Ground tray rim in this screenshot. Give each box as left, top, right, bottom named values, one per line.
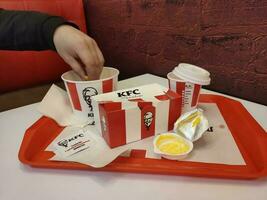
left=18, top=94, right=267, bottom=180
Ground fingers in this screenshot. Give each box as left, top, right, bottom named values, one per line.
left=92, top=40, right=104, bottom=77
left=65, top=56, right=86, bottom=80
left=92, top=39, right=105, bottom=66
left=77, top=38, right=104, bottom=80
left=54, top=25, right=104, bottom=80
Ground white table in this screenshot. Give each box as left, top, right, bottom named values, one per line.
left=1, top=74, right=267, bottom=200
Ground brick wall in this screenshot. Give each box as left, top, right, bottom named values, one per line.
left=84, top=0, right=267, bottom=105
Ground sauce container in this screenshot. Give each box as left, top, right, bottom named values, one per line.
left=153, top=133, right=193, bottom=160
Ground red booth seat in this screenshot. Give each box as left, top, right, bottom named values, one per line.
left=0, top=0, right=87, bottom=93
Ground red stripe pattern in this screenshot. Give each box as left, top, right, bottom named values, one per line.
left=67, top=82, right=82, bottom=111
left=176, top=82, right=185, bottom=96
left=168, top=91, right=182, bottom=130
left=191, top=84, right=201, bottom=107
left=102, top=78, right=113, bottom=93
left=156, top=90, right=182, bottom=130
left=99, top=102, right=126, bottom=148
left=130, top=149, right=146, bottom=158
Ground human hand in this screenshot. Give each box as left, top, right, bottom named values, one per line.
left=53, top=25, right=104, bottom=80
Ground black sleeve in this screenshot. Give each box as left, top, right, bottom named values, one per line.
left=0, top=9, right=78, bottom=51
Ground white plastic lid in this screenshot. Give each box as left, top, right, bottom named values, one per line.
left=173, top=63, right=211, bottom=85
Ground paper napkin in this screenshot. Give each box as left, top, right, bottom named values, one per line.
left=37, top=84, right=88, bottom=127
left=39, top=84, right=153, bottom=168
left=46, top=125, right=130, bottom=168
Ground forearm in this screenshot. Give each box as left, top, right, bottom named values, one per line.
left=0, top=9, right=74, bottom=51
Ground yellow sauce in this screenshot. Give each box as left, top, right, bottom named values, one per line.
left=155, top=134, right=190, bottom=155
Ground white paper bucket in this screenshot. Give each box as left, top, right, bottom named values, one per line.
left=61, top=67, right=119, bottom=125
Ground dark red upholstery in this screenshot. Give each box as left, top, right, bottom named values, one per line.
left=0, top=0, right=87, bottom=93
left=84, top=0, right=267, bottom=105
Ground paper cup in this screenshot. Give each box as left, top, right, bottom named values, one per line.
left=167, top=63, right=210, bottom=113
left=61, top=67, right=119, bottom=125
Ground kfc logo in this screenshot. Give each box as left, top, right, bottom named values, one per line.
left=117, top=89, right=141, bottom=98
left=57, top=133, right=84, bottom=148
left=144, top=112, right=153, bottom=130
left=57, top=140, right=68, bottom=148
left=82, top=87, right=98, bottom=111
left=185, top=84, right=193, bottom=89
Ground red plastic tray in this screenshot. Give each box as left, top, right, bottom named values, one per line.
left=18, top=94, right=267, bottom=179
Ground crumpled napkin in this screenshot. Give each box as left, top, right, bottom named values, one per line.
left=37, top=84, right=88, bottom=127
left=38, top=84, right=130, bottom=167
left=46, top=125, right=130, bottom=168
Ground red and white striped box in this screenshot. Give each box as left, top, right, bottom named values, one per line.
left=92, top=84, right=182, bottom=148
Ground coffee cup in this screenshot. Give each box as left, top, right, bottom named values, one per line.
left=167, top=63, right=210, bottom=113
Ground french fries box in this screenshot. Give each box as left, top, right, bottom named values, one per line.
left=92, top=84, right=182, bottom=148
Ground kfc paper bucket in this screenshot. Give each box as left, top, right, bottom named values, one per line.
left=61, top=67, right=119, bottom=125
